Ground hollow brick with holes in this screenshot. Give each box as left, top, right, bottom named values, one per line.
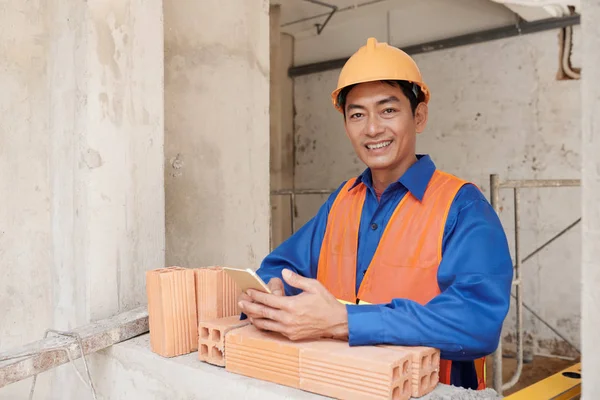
left=197, top=315, right=250, bottom=366
left=409, top=347, right=440, bottom=397
left=381, top=345, right=440, bottom=397
left=299, top=340, right=413, bottom=400
left=225, top=325, right=415, bottom=399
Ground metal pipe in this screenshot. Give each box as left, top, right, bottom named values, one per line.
left=271, top=188, right=336, bottom=235
left=503, top=189, right=524, bottom=391
left=289, top=14, right=581, bottom=77
left=516, top=295, right=581, bottom=354
left=521, top=218, right=581, bottom=265
left=289, top=193, right=295, bottom=234
left=489, top=174, right=504, bottom=394
left=498, top=179, right=581, bottom=189
left=271, top=189, right=335, bottom=196
left=281, top=0, right=389, bottom=28
left=302, top=0, right=337, bottom=35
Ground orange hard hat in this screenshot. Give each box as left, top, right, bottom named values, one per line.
left=331, top=37, right=430, bottom=113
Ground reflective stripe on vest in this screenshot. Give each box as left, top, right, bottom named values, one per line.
left=317, top=170, right=486, bottom=390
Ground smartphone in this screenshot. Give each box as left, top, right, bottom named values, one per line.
left=223, top=267, right=272, bottom=294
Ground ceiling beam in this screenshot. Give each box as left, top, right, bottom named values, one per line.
left=288, top=13, right=580, bottom=77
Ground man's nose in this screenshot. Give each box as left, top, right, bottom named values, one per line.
left=365, top=116, right=384, bottom=137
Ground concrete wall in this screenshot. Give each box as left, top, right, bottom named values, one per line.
left=581, top=0, right=600, bottom=394
left=270, top=5, right=296, bottom=250
left=0, top=1, right=165, bottom=398
left=164, top=0, right=270, bottom=269
left=0, top=9, right=53, bottom=399
left=292, top=27, right=582, bottom=358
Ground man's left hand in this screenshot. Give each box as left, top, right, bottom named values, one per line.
left=238, top=269, right=348, bottom=341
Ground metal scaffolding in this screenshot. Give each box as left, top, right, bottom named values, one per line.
left=489, top=174, right=581, bottom=395
left=271, top=188, right=335, bottom=234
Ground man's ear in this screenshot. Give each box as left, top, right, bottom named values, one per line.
left=414, top=102, right=428, bottom=134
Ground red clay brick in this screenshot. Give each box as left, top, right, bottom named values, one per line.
left=198, top=315, right=250, bottom=366
left=146, top=267, right=198, bottom=357
left=225, top=325, right=414, bottom=399
left=224, top=325, right=313, bottom=388
left=381, top=345, right=440, bottom=397
left=194, top=267, right=241, bottom=322
left=300, top=340, right=412, bottom=400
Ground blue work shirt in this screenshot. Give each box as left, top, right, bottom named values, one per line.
left=254, top=154, right=513, bottom=388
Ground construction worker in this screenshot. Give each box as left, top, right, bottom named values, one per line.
left=238, top=37, right=513, bottom=390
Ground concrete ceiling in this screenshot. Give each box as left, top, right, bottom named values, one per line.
left=271, top=0, right=577, bottom=38
left=271, top=0, right=517, bottom=37
left=270, top=0, right=579, bottom=65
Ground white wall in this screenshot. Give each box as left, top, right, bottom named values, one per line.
left=164, top=0, right=271, bottom=269
left=581, top=0, right=600, bottom=393
left=292, top=26, right=582, bottom=358
left=0, top=1, right=165, bottom=398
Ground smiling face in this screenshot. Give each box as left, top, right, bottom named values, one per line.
left=343, top=81, right=428, bottom=180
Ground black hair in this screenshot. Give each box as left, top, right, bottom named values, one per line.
left=337, top=80, right=424, bottom=118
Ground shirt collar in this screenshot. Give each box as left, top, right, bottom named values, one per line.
left=348, top=154, right=436, bottom=201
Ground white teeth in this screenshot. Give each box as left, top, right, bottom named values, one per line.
left=367, top=140, right=392, bottom=150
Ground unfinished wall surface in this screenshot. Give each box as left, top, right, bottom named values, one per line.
left=581, top=0, right=600, bottom=394
left=270, top=5, right=295, bottom=250
left=0, top=1, right=165, bottom=398
left=293, top=28, right=582, bottom=358
left=0, top=4, right=53, bottom=397
left=165, top=0, right=270, bottom=269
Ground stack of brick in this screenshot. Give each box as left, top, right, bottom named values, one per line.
left=224, top=324, right=438, bottom=399
left=145, top=266, right=198, bottom=357
left=146, top=266, right=441, bottom=398
left=146, top=266, right=243, bottom=359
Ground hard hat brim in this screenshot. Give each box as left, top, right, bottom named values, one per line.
left=331, top=78, right=431, bottom=113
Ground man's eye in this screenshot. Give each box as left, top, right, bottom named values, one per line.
left=383, top=108, right=396, bottom=114
left=350, top=113, right=363, bottom=119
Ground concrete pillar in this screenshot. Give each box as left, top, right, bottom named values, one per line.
left=269, top=6, right=296, bottom=250
left=164, top=1, right=270, bottom=268
left=0, top=1, right=165, bottom=398
left=581, top=0, right=600, bottom=396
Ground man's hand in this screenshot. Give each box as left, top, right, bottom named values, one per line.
left=238, top=269, right=348, bottom=341
left=238, top=277, right=284, bottom=306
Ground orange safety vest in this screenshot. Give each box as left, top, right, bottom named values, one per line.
left=316, top=169, right=486, bottom=390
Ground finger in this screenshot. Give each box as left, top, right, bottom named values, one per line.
left=246, top=289, right=290, bottom=310
left=238, top=298, right=288, bottom=322
left=238, top=299, right=263, bottom=320
left=238, top=292, right=253, bottom=303
left=281, top=269, right=317, bottom=293
left=267, top=278, right=284, bottom=296
left=251, top=318, right=289, bottom=335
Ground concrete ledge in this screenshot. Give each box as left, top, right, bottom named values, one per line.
left=0, top=306, right=148, bottom=388
left=92, top=333, right=502, bottom=399
left=92, top=333, right=327, bottom=399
